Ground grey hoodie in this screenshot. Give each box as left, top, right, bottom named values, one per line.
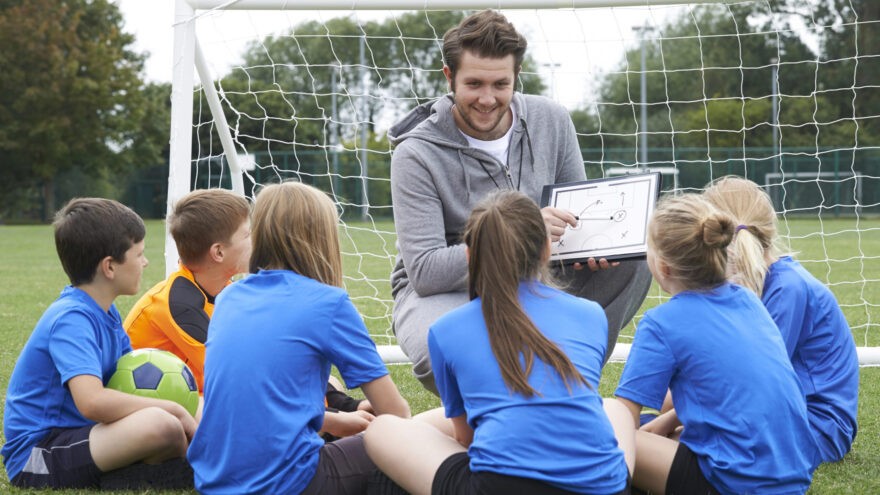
left=389, top=92, right=585, bottom=298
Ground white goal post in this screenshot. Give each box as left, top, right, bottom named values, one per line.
left=168, top=0, right=880, bottom=366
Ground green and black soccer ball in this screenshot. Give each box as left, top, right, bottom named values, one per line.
left=107, top=348, right=199, bottom=417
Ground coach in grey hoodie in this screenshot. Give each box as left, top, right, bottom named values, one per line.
left=390, top=10, right=652, bottom=394
left=389, top=91, right=652, bottom=394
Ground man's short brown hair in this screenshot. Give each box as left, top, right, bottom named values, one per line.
left=54, top=198, right=145, bottom=286
left=169, top=189, right=250, bottom=266
left=442, top=10, right=528, bottom=86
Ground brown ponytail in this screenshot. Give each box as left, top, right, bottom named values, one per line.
left=463, top=191, right=590, bottom=397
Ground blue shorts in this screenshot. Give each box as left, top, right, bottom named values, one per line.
left=10, top=425, right=102, bottom=489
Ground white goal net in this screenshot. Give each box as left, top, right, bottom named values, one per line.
left=168, top=0, right=880, bottom=364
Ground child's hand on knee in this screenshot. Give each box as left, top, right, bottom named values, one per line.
left=357, top=400, right=374, bottom=414
left=322, top=410, right=375, bottom=438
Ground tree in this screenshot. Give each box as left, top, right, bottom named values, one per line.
left=0, top=0, right=164, bottom=220
left=588, top=4, right=820, bottom=157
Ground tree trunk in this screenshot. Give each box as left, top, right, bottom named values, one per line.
left=42, top=178, right=56, bottom=223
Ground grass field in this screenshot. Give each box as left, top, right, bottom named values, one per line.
left=1, top=218, right=879, bottom=494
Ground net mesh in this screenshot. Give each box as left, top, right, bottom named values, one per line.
left=183, top=2, right=880, bottom=352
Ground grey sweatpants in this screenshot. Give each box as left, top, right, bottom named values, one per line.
left=392, top=258, right=653, bottom=395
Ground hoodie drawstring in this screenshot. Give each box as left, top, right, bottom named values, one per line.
left=458, top=149, right=474, bottom=202
left=514, top=117, right=535, bottom=191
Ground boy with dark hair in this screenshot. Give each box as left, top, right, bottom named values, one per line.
left=2, top=198, right=196, bottom=490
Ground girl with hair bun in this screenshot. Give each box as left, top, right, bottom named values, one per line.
left=704, top=176, right=858, bottom=464
left=365, top=190, right=634, bottom=495
left=614, top=194, right=818, bottom=495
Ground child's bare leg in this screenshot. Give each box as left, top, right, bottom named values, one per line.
left=195, top=396, right=204, bottom=423
left=364, top=415, right=465, bottom=495
left=660, top=389, right=674, bottom=413
left=632, top=430, right=678, bottom=495
left=603, top=398, right=636, bottom=475
left=89, top=407, right=188, bottom=472
left=414, top=407, right=454, bottom=437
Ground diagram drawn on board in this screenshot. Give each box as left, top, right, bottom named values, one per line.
left=540, top=172, right=661, bottom=263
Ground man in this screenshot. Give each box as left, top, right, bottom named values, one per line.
left=389, top=10, right=652, bottom=394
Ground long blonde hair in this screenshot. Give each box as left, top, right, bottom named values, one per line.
left=648, top=194, right=736, bottom=292
left=249, top=182, right=343, bottom=287
left=463, top=190, right=589, bottom=397
left=703, top=176, right=781, bottom=297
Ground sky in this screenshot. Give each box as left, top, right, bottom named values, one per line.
left=113, top=1, right=692, bottom=109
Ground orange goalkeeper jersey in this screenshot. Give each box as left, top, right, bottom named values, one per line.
left=124, top=265, right=225, bottom=393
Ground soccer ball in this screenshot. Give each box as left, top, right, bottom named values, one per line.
left=107, top=348, right=199, bottom=417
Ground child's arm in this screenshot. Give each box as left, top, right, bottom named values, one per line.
left=640, top=408, right=682, bottom=438
left=360, top=375, right=410, bottom=418
left=615, top=396, right=642, bottom=429
left=450, top=414, right=473, bottom=448
left=67, top=374, right=197, bottom=440
left=319, top=409, right=375, bottom=438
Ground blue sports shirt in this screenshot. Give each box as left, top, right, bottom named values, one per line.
left=763, top=256, right=859, bottom=463
left=2, top=286, right=132, bottom=480
left=188, top=270, right=390, bottom=495
left=429, top=281, right=629, bottom=494
left=615, top=282, right=817, bottom=495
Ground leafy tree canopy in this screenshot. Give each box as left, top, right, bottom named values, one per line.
left=0, top=0, right=165, bottom=219
left=583, top=1, right=878, bottom=157
left=195, top=11, right=546, bottom=158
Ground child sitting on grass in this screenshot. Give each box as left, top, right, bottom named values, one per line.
left=703, top=176, right=859, bottom=464
left=365, top=190, right=634, bottom=495
left=2, top=198, right=196, bottom=490
left=188, top=181, right=410, bottom=494
left=124, top=187, right=375, bottom=437
left=614, top=193, right=818, bottom=494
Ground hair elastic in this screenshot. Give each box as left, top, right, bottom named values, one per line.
left=736, top=224, right=750, bottom=232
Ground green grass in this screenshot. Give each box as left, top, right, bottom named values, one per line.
left=1, top=218, right=879, bottom=494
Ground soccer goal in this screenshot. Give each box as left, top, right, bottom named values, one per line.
left=167, top=0, right=880, bottom=365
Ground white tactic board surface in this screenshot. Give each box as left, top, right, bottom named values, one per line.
left=541, top=172, right=660, bottom=263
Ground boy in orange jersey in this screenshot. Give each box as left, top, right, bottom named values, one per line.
left=125, top=189, right=250, bottom=391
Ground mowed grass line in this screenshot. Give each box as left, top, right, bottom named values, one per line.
left=1, top=218, right=879, bottom=494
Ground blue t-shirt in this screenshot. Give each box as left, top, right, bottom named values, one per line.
left=187, top=270, right=390, bottom=495
left=2, top=286, right=132, bottom=480
left=763, top=256, right=859, bottom=463
left=615, top=282, right=817, bottom=495
left=429, top=281, right=629, bottom=494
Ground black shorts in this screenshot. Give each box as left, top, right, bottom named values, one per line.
left=10, top=425, right=102, bottom=489
left=300, top=434, right=380, bottom=495
left=665, top=443, right=721, bottom=495
left=432, top=452, right=631, bottom=495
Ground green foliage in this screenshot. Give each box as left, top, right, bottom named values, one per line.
left=194, top=11, right=545, bottom=161
left=581, top=2, right=879, bottom=153
left=0, top=0, right=166, bottom=220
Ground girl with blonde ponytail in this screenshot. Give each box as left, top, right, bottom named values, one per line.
left=614, top=193, right=817, bottom=495
left=704, top=176, right=858, bottom=464
left=365, top=190, right=634, bottom=495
